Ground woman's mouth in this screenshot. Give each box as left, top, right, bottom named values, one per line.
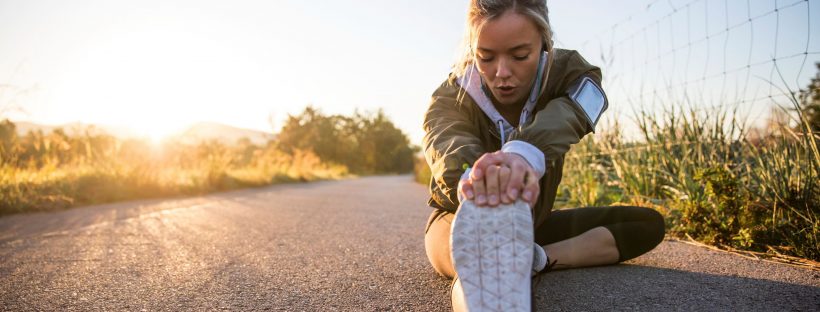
left=496, top=86, right=516, bottom=97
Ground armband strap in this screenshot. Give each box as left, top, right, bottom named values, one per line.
left=567, top=75, right=608, bottom=131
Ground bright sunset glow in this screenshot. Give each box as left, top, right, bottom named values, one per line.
left=42, top=19, right=271, bottom=141
left=51, top=30, right=218, bottom=140
left=1, top=0, right=470, bottom=143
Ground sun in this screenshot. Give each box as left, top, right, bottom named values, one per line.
left=116, top=113, right=191, bottom=144
left=139, top=122, right=186, bottom=143
left=48, top=29, right=213, bottom=144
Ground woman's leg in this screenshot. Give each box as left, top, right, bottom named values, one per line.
left=425, top=206, right=665, bottom=274
left=534, top=206, right=665, bottom=270
left=424, top=209, right=456, bottom=278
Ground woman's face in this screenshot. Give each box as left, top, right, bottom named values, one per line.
left=474, top=10, right=542, bottom=108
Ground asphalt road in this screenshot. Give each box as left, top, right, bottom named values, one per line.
left=0, top=175, right=818, bottom=311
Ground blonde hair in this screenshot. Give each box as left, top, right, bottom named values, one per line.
left=454, top=0, right=555, bottom=97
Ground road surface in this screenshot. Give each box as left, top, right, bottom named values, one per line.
left=1, top=176, right=818, bottom=311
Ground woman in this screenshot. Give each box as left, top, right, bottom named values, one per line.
left=422, top=1, right=666, bottom=311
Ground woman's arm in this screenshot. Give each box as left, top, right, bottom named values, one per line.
left=510, top=49, right=607, bottom=164
left=512, top=95, right=593, bottom=161
left=423, top=80, right=486, bottom=212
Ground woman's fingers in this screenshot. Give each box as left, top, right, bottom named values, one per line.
left=522, top=169, right=540, bottom=204
left=472, top=171, right=487, bottom=205
left=506, top=159, right=527, bottom=200
left=471, top=151, right=504, bottom=180
left=458, top=177, right=474, bottom=200
left=498, top=165, right=511, bottom=204
left=469, top=151, right=540, bottom=206
left=484, top=165, right=500, bottom=206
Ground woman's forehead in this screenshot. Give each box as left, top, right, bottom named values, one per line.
left=477, top=43, right=533, bottom=53
left=476, top=11, right=540, bottom=52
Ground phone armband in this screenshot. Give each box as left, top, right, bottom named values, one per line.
left=567, top=76, right=608, bottom=131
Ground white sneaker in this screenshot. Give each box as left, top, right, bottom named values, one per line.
left=450, top=199, right=534, bottom=312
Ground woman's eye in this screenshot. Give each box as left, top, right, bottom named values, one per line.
left=478, top=56, right=494, bottom=62
left=514, top=54, right=529, bottom=61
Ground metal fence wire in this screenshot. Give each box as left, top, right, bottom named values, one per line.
left=561, top=0, right=818, bottom=158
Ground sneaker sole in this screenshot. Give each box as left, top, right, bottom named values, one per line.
left=450, top=199, right=533, bottom=312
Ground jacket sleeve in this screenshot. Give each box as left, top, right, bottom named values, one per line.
left=513, top=97, right=590, bottom=161
left=422, top=80, right=486, bottom=212
left=510, top=49, right=605, bottom=162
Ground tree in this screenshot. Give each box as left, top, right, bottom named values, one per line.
left=276, top=106, right=414, bottom=174
left=276, top=106, right=357, bottom=168
left=353, top=109, right=414, bottom=174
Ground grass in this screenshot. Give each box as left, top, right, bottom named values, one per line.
left=0, top=135, right=347, bottom=216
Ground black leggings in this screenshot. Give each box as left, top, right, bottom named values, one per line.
left=534, top=206, right=666, bottom=262
left=424, top=205, right=665, bottom=277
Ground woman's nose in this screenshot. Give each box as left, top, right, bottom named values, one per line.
left=495, top=59, right=512, bottom=79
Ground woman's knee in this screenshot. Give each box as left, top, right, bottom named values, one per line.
left=636, top=206, right=666, bottom=248
left=611, top=206, right=666, bottom=262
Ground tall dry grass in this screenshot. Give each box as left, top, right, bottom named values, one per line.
left=0, top=128, right=347, bottom=215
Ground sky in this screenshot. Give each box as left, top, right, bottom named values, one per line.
left=1, top=0, right=818, bottom=144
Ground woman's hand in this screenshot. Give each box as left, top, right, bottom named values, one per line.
left=458, top=151, right=540, bottom=207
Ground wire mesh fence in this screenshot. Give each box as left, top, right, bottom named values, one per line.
left=558, top=0, right=819, bottom=156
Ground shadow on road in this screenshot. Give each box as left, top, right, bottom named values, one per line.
left=533, top=264, right=819, bottom=310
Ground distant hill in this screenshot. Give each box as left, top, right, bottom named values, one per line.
left=10, top=120, right=276, bottom=146
left=174, top=121, right=276, bottom=146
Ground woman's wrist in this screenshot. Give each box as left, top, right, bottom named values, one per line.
left=500, top=140, right=546, bottom=178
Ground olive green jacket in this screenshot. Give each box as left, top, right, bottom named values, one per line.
left=422, top=48, right=605, bottom=229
